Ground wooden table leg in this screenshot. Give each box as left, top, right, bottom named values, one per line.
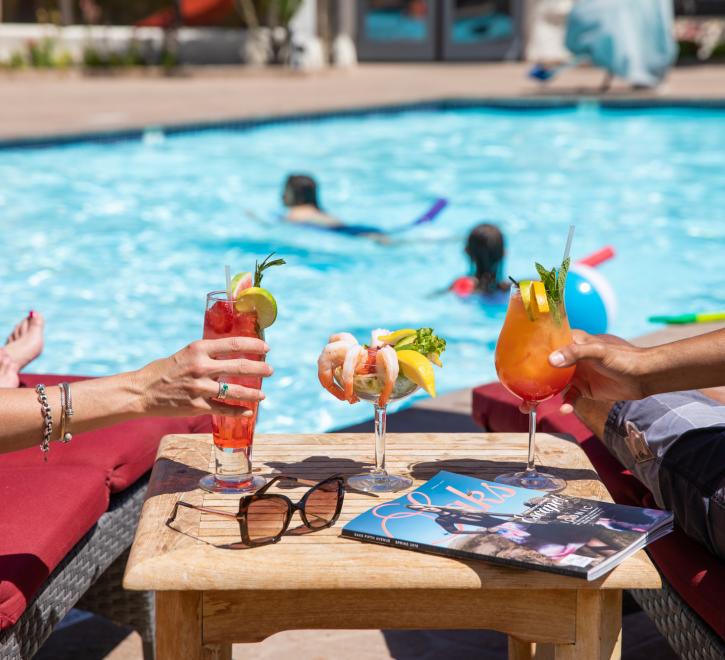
left=508, top=636, right=555, bottom=660
left=156, top=591, right=232, bottom=660
left=551, top=590, right=622, bottom=660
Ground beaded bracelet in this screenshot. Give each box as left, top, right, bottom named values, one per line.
left=35, top=384, right=53, bottom=461
left=58, top=382, right=74, bottom=444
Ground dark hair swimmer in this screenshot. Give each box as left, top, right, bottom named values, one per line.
left=283, top=174, right=321, bottom=210
left=281, top=173, right=389, bottom=242
left=465, top=223, right=509, bottom=294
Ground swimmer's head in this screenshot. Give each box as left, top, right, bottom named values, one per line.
left=283, top=174, right=320, bottom=209
left=465, top=223, right=505, bottom=293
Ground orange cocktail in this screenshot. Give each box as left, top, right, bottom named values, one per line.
left=494, top=279, right=575, bottom=492
left=495, top=288, right=574, bottom=404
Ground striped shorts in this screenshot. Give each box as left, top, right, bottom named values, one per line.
left=603, top=390, right=725, bottom=560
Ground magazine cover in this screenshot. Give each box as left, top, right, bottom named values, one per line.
left=342, top=471, right=673, bottom=580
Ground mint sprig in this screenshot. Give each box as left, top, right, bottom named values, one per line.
left=534, top=257, right=570, bottom=325
left=254, top=252, right=286, bottom=287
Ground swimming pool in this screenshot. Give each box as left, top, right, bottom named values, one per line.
left=2, top=104, right=724, bottom=432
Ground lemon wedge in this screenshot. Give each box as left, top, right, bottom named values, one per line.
left=379, top=329, right=416, bottom=345
left=396, top=350, right=436, bottom=397
left=427, top=353, right=442, bottom=367
left=531, top=281, right=550, bottom=315
left=520, top=280, right=549, bottom=319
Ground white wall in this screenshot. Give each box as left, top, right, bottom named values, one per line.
left=0, top=24, right=252, bottom=65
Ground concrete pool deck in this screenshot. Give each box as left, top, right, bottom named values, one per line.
left=2, top=62, right=725, bottom=141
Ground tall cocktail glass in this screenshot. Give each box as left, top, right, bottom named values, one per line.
left=494, top=283, right=575, bottom=491
left=200, top=290, right=266, bottom=494
left=335, top=348, right=418, bottom=493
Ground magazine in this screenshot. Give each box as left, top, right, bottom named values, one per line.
left=342, top=470, right=673, bottom=580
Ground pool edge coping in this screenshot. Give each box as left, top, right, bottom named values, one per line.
left=3, top=95, right=725, bottom=150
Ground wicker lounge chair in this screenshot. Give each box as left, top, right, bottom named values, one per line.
left=472, top=382, right=725, bottom=660
left=0, top=476, right=154, bottom=660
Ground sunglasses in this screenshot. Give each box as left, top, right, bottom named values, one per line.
left=167, top=474, right=346, bottom=547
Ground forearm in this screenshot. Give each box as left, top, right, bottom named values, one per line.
left=640, top=328, right=725, bottom=396
left=0, top=371, right=145, bottom=454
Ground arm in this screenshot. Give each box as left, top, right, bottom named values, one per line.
left=550, top=328, right=725, bottom=410
left=0, top=337, right=271, bottom=455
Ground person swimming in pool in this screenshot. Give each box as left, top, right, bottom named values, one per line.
left=447, top=223, right=511, bottom=299
left=281, top=174, right=389, bottom=242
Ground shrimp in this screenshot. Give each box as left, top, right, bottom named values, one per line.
left=329, top=332, right=358, bottom=345
left=370, top=328, right=391, bottom=348
left=318, top=340, right=355, bottom=401
left=342, top=344, right=367, bottom=402
left=376, top=345, right=399, bottom=407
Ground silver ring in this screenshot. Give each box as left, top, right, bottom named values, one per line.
left=217, top=381, right=230, bottom=400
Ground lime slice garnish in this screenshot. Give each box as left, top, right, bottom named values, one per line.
left=234, top=287, right=277, bottom=328
left=378, top=328, right=416, bottom=345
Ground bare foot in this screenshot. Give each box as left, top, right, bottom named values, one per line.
left=0, top=349, right=19, bottom=388
left=4, top=311, right=44, bottom=371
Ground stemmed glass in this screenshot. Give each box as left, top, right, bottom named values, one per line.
left=335, top=355, right=418, bottom=493
left=494, top=284, right=575, bottom=491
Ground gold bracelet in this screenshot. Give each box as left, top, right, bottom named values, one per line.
left=58, top=382, right=73, bottom=443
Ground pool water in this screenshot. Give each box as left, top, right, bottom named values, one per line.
left=1, top=106, right=724, bottom=432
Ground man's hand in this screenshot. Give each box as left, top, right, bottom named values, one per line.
left=548, top=330, right=649, bottom=413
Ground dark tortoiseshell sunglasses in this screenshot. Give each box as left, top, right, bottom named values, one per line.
left=167, top=474, right=345, bottom=547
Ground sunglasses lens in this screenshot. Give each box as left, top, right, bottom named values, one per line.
left=246, top=498, right=289, bottom=543
left=304, top=480, right=341, bottom=529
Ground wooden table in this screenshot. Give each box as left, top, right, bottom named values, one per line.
left=123, top=433, right=661, bottom=660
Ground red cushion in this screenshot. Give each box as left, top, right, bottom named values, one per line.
left=10, top=374, right=211, bottom=493
left=472, top=382, right=725, bottom=640
left=0, top=466, right=109, bottom=630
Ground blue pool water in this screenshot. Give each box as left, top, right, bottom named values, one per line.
left=1, top=105, right=724, bottom=432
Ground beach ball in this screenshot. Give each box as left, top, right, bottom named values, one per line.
left=565, top=264, right=616, bottom=335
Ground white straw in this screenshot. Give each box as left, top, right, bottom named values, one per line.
left=225, top=264, right=232, bottom=300
left=562, top=225, right=575, bottom=263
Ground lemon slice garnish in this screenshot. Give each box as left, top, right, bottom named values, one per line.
left=396, top=350, right=436, bottom=397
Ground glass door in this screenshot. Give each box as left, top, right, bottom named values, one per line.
left=441, top=0, right=522, bottom=60
left=356, top=0, right=438, bottom=61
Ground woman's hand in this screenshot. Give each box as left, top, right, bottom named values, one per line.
left=134, top=337, right=272, bottom=418
left=548, top=330, right=649, bottom=413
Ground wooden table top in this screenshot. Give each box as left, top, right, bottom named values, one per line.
left=123, top=433, right=661, bottom=593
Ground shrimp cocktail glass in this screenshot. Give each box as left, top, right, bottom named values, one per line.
left=200, top=254, right=284, bottom=494
left=318, top=328, right=446, bottom=493
left=494, top=256, right=575, bottom=492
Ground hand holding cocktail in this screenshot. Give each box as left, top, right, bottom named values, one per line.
left=494, top=228, right=576, bottom=492
left=200, top=254, right=284, bottom=494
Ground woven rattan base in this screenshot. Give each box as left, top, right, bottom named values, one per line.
left=631, top=581, right=725, bottom=660
left=0, top=475, right=153, bottom=660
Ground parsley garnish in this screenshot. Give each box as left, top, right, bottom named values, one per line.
left=395, top=327, right=446, bottom=356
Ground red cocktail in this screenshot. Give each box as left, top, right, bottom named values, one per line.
left=200, top=291, right=266, bottom=493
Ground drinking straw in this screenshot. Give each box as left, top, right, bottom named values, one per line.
left=225, top=265, right=232, bottom=301
left=562, top=225, right=575, bottom=264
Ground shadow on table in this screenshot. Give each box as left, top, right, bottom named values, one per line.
left=145, top=458, right=211, bottom=498
left=409, top=458, right=597, bottom=485
left=265, top=455, right=372, bottom=480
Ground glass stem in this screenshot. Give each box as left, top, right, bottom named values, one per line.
left=525, top=405, right=538, bottom=475
left=373, top=403, right=387, bottom=475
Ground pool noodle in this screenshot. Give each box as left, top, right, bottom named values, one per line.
left=577, top=246, right=615, bottom=267
left=648, top=312, right=725, bottom=325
